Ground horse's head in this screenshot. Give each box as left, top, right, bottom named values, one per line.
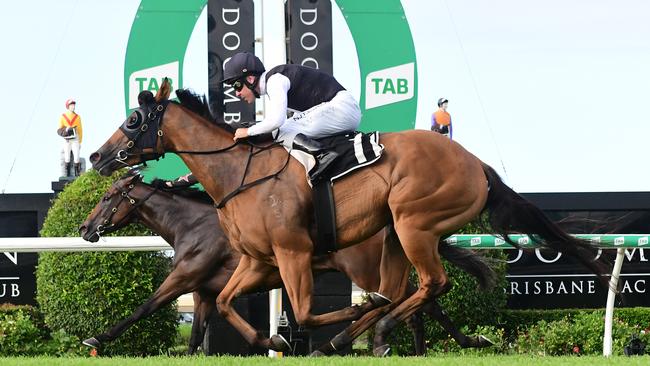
left=79, top=171, right=151, bottom=242
left=90, top=79, right=173, bottom=176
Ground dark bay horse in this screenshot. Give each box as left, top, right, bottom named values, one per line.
left=78, top=173, right=496, bottom=354
left=90, top=79, right=610, bottom=355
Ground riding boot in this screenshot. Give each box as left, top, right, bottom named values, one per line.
left=65, top=162, right=72, bottom=178
left=292, top=133, right=339, bottom=181
left=59, top=161, right=68, bottom=179
left=74, top=162, right=82, bottom=177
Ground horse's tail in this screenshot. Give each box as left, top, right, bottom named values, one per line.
left=438, top=243, right=498, bottom=291
left=480, top=163, right=611, bottom=288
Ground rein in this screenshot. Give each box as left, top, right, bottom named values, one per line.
left=119, top=101, right=292, bottom=209
left=95, top=183, right=158, bottom=237
left=213, top=143, right=291, bottom=209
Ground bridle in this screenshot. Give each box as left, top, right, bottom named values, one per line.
left=114, top=100, right=291, bottom=209
left=94, top=182, right=158, bottom=238
left=115, top=101, right=169, bottom=167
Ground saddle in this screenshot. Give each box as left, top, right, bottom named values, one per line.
left=291, top=131, right=385, bottom=255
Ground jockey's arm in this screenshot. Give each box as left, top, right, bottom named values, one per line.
left=247, top=74, right=291, bottom=136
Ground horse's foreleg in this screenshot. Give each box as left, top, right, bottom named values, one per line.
left=275, top=246, right=387, bottom=333
left=187, top=290, right=216, bottom=355
left=82, top=267, right=198, bottom=349
left=215, top=256, right=290, bottom=352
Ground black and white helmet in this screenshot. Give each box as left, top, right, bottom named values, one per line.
left=437, top=98, right=449, bottom=107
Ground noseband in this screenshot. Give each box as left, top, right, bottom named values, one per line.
left=116, top=101, right=169, bottom=167
left=95, top=183, right=158, bottom=237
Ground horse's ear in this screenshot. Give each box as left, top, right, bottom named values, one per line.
left=155, top=78, right=172, bottom=102
left=137, top=90, right=154, bottom=106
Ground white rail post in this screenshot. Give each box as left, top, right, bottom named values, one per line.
left=269, top=288, right=283, bottom=357
left=603, top=247, right=625, bottom=356
left=260, top=0, right=286, bottom=358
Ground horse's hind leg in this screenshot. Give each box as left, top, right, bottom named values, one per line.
left=420, top=300, right=494, bottom=348
left=187, top=290, right=216, bottom=355
left=371, top=226, right=452, bottom=355
left=312, top=224, right=412, bottom=355
left=404, top=311, right=426, bottom=355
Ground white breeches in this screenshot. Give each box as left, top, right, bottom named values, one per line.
left=275, top=90, right=362, bottom=148
left=63, top=139, right=80, bottom=163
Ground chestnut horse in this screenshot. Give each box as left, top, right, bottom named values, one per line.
left=78, top=172, right=496, bottom=354
left=90, top=80, right=609, bottom=355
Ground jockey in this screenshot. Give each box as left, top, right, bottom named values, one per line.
left=223, top=52, right=362, bottom=180
left=431, top=97, right=452, bottom=139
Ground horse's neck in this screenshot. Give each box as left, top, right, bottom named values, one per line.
left=162, top=107, right=251, bottom=202
left=135, top=191, right=189, bottom=249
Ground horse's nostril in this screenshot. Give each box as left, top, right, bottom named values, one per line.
left=90, top=152, right=101, bottom=163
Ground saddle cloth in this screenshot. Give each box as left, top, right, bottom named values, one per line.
left=288, top=131, right=384, bottom=185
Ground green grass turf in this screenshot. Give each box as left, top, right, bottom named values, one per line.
left=1, top=355, right=649, bottom=366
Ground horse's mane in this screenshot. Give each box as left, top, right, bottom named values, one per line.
left=148, top=178, right=214, bottom=205
left=173, top=89, right=235, bottom=134
left=118, top=169, right=213, bottom=205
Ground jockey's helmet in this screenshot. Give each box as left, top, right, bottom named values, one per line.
left=437, top=98, right=448, bottom=107
left=222, top=52, right=265, bottom=85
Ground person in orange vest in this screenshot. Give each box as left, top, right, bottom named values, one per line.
left=431, top=97, right=452, bottom=140
left=57, top=99, right=83, bottom=177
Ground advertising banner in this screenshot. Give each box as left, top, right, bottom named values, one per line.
left=0, top=211, right=39, bottom=306
left=124, top=0, right=207, bottom=181
left=507, top=248, right=649, bottom=309
left=208, top=0, right=256, bottom=124
left=335, top=0, right=417, bottom=132
left=0, top=252, right=37, bottom=306
left=286, top=0, right=333, bottom=75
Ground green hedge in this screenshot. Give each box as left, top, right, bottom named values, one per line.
left=512, top=310, right=650, bottom=356
left=390, top=306, right=650, bottom=356
left=0, top=304, right=83, bottom=356
left=37, top=170, right=177, bottom=356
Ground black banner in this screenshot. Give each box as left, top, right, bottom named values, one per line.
left=285, top=0, right=333, bottom=74
left=0, top=211, right=39, bottom=306
left=0, top=252, right=37, bottom=306
left=506, top=248, right=650, bottom=309
left=208, top=0, right=256, bottom=124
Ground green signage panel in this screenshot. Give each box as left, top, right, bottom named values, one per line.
left=335, top=0, right=418, bottom=132
left=124, top=0, right=206, bottom=181
left=445, top=234, right=650, bottom=249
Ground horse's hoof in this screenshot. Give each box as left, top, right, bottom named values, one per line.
left=368, top=292, right=392, bottom=307
left=82, top=337, right=100, bottom=348
left=270, top=334, right=291, bottom=352
left=373, top=344, right=391, bottom=357
left=477, top=335, right=495, bottom=348
left=310, top=349, right=326, bottom=357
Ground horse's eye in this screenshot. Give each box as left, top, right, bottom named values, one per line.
left=126, top=112, right=142, bottom=129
